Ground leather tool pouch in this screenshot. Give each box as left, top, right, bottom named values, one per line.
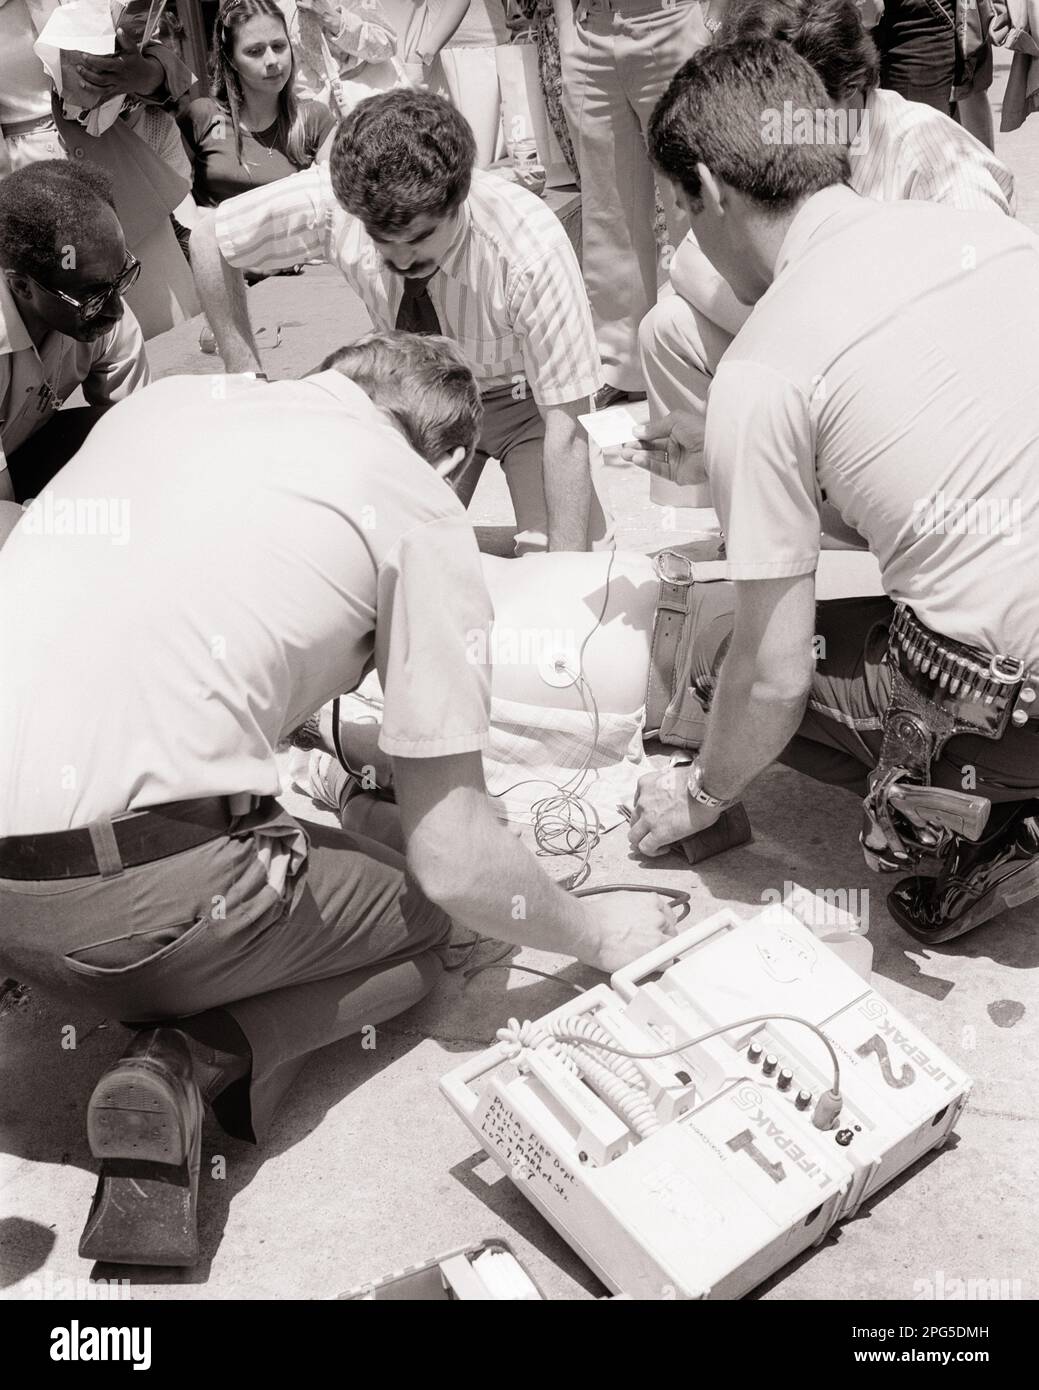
left=643, top=541, right=733, bottom=751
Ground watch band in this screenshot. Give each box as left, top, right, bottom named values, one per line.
left=686, top=756, right=731, bottom=809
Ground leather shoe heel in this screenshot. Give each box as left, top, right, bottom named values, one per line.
left=79, top=1027, right=202, bottom=1267
left=888, top=806, right=1039, bottom=944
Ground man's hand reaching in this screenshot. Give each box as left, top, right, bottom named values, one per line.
left=620, top=410, right=708, bottom=489
left=577, top=891, right=680, bottom=973
left=628, top=765, right=722, bottom=858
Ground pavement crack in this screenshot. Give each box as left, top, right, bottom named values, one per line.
left=964, top=1105, right=1038, bottom=1123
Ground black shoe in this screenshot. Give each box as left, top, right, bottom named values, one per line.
left=888, top=804, right=1039, bottom=944
left=592, top=384, right=647, bottom=411
left=78, top=1027, right=202, bottom=1267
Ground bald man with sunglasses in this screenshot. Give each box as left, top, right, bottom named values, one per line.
left=0, top=160, right=149, bottom=504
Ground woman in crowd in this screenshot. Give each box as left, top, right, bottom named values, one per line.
left=180, top=0, right=335, bottom=208
left=179, top=0, right=336, bottom=348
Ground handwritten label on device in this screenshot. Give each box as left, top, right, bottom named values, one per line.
left=480, top=1095, right=576, bottom=1202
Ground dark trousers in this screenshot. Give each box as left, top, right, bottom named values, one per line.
left=452, top=381, right=610, bottom=554
left=780, top=597, right=1039, bottom=803
left=877, top=0, right=958, bottom=111
left=0, top=801, right=450, bottom=1143
left=6, top=405, right=108, bottom=503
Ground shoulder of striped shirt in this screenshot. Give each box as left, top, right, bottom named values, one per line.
left=467, top=171, right=573, bottom=267
left=865, top=88, right=1014, bottom=200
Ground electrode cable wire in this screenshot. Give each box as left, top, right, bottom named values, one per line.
left=483, top=549, right=618, bottom=890
left=541, top=1011, right=842, bottom=1096
left=461, top=886, right=692, bottom=987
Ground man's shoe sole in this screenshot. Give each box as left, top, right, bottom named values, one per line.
left=79, top=1062, right=202, bottom=1266
left=889, top=858, right=1039, bottom=944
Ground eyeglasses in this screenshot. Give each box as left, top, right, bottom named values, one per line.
left=14, top=253, right=142, bottom=322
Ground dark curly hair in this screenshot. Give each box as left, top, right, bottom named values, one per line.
left=330, top=91, right=476, bottom=238
left=0, top=160, right=117, bottom=281
left=719, top=0, right=880, bottom=102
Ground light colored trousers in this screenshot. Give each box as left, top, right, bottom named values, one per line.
left=639, top=291, right=873, bottom=543
left=638, top=289, right=733, bottom=431
left=559, top=0, right=711, bottom=390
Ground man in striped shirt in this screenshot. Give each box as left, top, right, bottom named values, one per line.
left=190, top=91, right=605, bottom=554
left=638, top=0, right=1016, bottom=470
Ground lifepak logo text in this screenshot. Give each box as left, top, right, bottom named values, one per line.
left=727, top=1111, right=833, bottom=1190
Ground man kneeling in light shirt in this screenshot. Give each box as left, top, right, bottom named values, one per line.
left=638, top=0, right=1016, bottom=464
left=0, top=330, right=675, bottom=1269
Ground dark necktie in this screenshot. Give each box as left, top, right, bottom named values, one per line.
left=394, top=272, right=442, bottom=336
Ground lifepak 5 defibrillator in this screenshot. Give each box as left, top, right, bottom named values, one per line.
left=440, top=903, right=971, bottom=1300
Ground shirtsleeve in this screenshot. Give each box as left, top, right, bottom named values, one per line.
left=512, top=241, right=602, bottom=409
left=374, top=514, right=493, bottom=757
left=82, top=306, right=150, bottom=409
left=705, top=360, right=821, bottom=580
left=903, top=129, right=1015, bottom=214
left=214, top=166, right=335, bottom=273
left=303, top=101, right=335, bottom=160
left=332, top=0, right=398, bottom=64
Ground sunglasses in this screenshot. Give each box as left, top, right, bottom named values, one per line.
left=17, top=253, right=142, bottom=322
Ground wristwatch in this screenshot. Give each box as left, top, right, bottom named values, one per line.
left=685, top=756, right=733, bottom=810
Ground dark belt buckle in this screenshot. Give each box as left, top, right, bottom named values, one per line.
left=654, top=550, right=696, bottom=587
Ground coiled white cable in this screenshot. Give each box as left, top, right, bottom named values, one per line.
left=497, top=1014, right=662, bottom=1139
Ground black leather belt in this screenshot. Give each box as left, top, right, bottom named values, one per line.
left=0, top=796, right=274, bottom=882
left=1, top=115, right=57, bottom=138
left=888, top=605, right=1038, bottom=734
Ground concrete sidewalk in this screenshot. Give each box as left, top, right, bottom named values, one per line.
left=2, top=58, right=1037, bottom=1301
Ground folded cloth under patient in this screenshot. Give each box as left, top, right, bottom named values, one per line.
left=330, top=675, right=649, bottom=833
left=482, top=696, right=650, bottom=832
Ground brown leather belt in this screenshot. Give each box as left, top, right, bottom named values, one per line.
left=0, top=796, right=275, bottom=882
left=644, top=544, right=730, bottom=746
